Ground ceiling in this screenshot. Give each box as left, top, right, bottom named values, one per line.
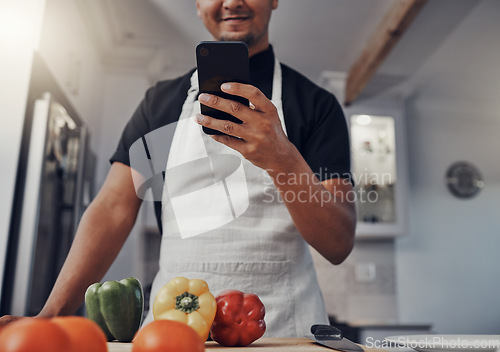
left=76, top=0, right=482, bottom=102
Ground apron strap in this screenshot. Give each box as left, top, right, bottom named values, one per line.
left=271, top=58, right=287, bottom=136
left=178, top=70, right=199, bottom=121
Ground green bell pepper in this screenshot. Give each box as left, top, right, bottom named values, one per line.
left=85, top=277, right=144, bottom=342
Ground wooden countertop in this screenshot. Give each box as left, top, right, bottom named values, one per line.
left=108, top=337, right=389, bottom=352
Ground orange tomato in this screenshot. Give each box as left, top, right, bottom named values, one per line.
left=132, top=320, right=204, bottom=352
left=52, top=316, right=107, bottom=352
left=0, top=318, right=71, bottom=352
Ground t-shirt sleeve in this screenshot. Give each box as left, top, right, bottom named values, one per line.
left=302, top=92, right=352, bottom=183
left=109, top=88, right=154, bottom=167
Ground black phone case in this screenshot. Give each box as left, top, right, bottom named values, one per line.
left=196, top=41, right=250, bottom=135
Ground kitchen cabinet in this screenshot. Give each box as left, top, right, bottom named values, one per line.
left=319, top=73, right=409, bottom=239
left=344, top=100, right=409, bottom=239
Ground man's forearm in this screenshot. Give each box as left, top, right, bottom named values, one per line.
left=190, top=83, right=355, bottom=263
left=37, top=192, right=140, bottom=318
left=266, top=145, right=356, bottom=265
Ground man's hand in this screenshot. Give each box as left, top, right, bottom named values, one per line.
left=0, top=315, right=25, bottom=327
left=195, top=82, right=355, bottom=264
left=196, top=82, right=293, bottom=172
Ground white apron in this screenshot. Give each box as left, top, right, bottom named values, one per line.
left=143, top=59, right=329, bottom=337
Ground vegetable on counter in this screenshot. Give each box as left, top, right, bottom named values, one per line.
left=51, top=316, right=108, bottom=352
left=0, top=316, right=107, bottom=352
left=210, top=289, right=266, bottom=347
left=0, top=318, right=70, bottom=352
left=133, top=320, right=204, bottom=352
left=153, top=277, right=216, bottom=341
left=85, top=277, right=144, bottom=342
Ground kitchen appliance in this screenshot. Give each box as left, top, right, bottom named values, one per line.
left=0, top=55, right=94, bottom=316
left=7, top=92, right=87, bottom=316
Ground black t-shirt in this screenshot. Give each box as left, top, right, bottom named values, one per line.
left=110, top=46, right=351, bottom=232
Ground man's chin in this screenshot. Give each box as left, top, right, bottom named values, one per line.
left=219, top=32, right=254, bottom=45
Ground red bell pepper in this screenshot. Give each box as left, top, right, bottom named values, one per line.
left=210, top=290, right=266, bottom=347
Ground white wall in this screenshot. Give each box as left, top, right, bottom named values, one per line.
left=396, top=0, right=500, bottom=333
left=37, top=0, right=104, bottom=135
left=312, top=241, right=398, bottom=323
left=0, top=0, right=46, bottom=302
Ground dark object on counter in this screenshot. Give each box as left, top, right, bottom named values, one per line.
left=307, top=324, right=364, bottom=352
left=328, top=316, right=360, bottom=342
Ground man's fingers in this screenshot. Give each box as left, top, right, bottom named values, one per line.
left=198, top=93, right=251, bottom=122
left=194, top=114, right=247, bottom=153
left=195, top=114, right=243, bottom=138
left=221, top=83, right=275, bottom=112
left=210, top=133, right=246, bottom=152
left=198, top=83, right=274, bottom=121
left=0, top=315, right=26, bottom=327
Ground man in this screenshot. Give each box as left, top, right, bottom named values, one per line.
left=1, top=0, right=355, bottom=337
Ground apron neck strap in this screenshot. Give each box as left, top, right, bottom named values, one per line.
left=271, top=57, right=282, bottom=103
left=271, top=58, right=287, bottom=136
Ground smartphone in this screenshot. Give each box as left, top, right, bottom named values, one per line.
left=196, top=41, right=250, bottom=135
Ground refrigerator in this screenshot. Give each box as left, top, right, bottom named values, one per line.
left=1, top=55, right=94, bottom=316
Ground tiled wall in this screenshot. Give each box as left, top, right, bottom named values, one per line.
left=310, top=240, right=397, bottom=324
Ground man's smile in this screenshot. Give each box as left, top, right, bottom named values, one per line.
left=220, top=14, right=251, bottom=24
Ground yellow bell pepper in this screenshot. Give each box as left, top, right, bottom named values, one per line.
left=153, top=277, right=216, bottom=340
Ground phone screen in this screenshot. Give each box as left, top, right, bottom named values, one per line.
left=196, top=41, right=250, bottom=135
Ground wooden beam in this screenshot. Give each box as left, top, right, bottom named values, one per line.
left=344, top=0, right=428, bottom=105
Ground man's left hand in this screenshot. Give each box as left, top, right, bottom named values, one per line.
left=195, top=83, right=294, bottom=171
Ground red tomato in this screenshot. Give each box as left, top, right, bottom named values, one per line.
left=0, top=318, right=71, bottom=352
left=52, top=316, right=107, bottom=352
left=132, top=320, right=204, bottom=352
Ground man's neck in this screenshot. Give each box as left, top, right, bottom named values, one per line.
left=248, top=41, right=270, bottom=57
